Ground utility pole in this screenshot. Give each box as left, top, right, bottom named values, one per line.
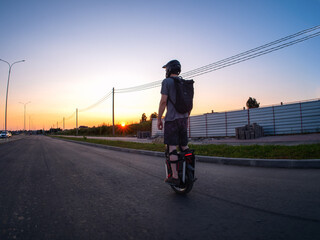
left=19, top=101, right=30, bottom=131
left=57, top=121, right=58, bottom=129
left=112, top=87, right=115, bottom=136
left=76, top=108, right=78, bottom=136
left=24, top=105, right=27, bottom=131
left=63, top=117, right=65, bottom=130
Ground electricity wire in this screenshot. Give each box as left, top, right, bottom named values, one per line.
left=185, top=30, right=320, bottom=78
left=181, top=25, right=320, bottom=78
left=115, top=26, right=320, bottom=93
left=65, top=111, right=76, bottom=120
left=75, top=25, right=320, bottom=110
left=115, top=80, right=162, bottom=93
left=79, top=90, right=112, bottom=112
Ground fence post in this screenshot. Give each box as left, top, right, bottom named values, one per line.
left=299, top=103, right=303, bottom=133
left=247, top=109, right=250, bottom=125
left=225, top=112, right=228, bottom=137
left=272, top=106, right=276, bottom=136
left=205, top=114, right=208, bottom=138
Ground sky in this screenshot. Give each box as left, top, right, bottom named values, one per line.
left=0, top=0, right=319, bottom=130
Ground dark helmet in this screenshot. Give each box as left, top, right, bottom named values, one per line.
left=162, top=60, right=181, bottom=78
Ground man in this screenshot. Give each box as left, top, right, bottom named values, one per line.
left=157, top=60, right=190, bottom=185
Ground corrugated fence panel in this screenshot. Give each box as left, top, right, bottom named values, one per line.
left=274, top=103, right=302, bottom=134
left=301, top=100, right=320, bottom=133
left=151, top=99, right=320, bottom=138
left=207, top=112, right=227, bottom=137
left=250, top=107, right=275, bottom=135
left=226, top=110, right=248, bottom=136
left=189, top=115, right=206, bottom=138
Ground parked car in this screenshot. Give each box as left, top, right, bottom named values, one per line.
left=0, top=131, right=12, bottom=138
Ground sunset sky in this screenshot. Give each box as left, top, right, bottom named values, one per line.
left=0, top=0, right=319, bottom=130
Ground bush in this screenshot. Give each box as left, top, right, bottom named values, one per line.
left=57, top=121, right=152, bottom=137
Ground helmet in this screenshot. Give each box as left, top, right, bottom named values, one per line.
left=162, top=60, right=181, bottom=78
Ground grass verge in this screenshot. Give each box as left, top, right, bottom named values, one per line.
left=53, top=136, right=320, bottom=159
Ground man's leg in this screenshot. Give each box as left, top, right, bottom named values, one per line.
left=179, top=117, right=189, bottom=152
left=164, top=120, right=182, bottom=185
left=170, top=145, right=189, bottom=179
left=181, top=145, right=189, bottom=151
left=168, top=145, right=178, bottom=179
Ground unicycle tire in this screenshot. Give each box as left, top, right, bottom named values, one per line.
left=171, top=171, right=194, bottom=195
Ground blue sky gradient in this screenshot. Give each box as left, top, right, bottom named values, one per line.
left=0, top=0, right=319, bottom=130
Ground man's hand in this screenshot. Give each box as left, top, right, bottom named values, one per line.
left=157, top=118, right=163, bottom=130
left=157, top=94, right=167, bottom=130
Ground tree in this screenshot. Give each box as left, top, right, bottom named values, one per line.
left=150, top=112, right=158, bottom=119
left=141, top=113, right=147, bottom=122
left=246, top=97, right=260, bottom=109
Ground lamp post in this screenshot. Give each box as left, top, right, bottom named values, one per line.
left=19, top=101, right=31, bottom=131
left=0, top=59, right=25, bottom=132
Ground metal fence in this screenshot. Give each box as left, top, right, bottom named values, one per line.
left=152, top=99, right=320, bottom=138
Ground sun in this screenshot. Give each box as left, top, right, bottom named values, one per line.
left=121, top=122, right=126, bottom=127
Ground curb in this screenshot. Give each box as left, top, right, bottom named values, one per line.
left=53, top=137, right=320, bottom=169
left=196, top=155, right=320, bottom=168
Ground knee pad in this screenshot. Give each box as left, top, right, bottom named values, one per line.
left=168, top=150, right=179, bottom=162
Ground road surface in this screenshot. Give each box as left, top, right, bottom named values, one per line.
left=0, top=135, right=319, bottom=240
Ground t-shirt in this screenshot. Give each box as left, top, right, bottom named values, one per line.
left=160, top=77, right=189, bottom=122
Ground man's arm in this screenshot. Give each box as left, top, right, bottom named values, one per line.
left=157, top=94, right=168, bottom=130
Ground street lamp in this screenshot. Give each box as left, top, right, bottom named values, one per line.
left=19, top=101, right=31, bottom=131
left=0, top=58, right=25, bottom=132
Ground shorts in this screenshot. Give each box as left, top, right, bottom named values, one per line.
left=164, top=118, right=188, bottom=146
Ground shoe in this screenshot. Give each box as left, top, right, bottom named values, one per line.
left=164, top=177, right=180, bottom=186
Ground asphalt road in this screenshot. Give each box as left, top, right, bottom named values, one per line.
left=0, top=136, right=319, bottom=240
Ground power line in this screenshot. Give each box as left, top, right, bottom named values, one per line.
left=181, top=25, right=320, bottom=78
left=115, top=80, right=162, bottom=93
left=185, top=30, right=320, bottom=78
left=79, top=90, right=112, bottom=112
left=114, top=25, right=320, bottom=93
left=65, top=111, right=76, bottom=121
left=62, top=91, right=112, bottom=128
left=72, top=25, right=320, bottom=112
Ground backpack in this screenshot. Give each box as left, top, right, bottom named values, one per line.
left=169, top=77, right=194, bottom=114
